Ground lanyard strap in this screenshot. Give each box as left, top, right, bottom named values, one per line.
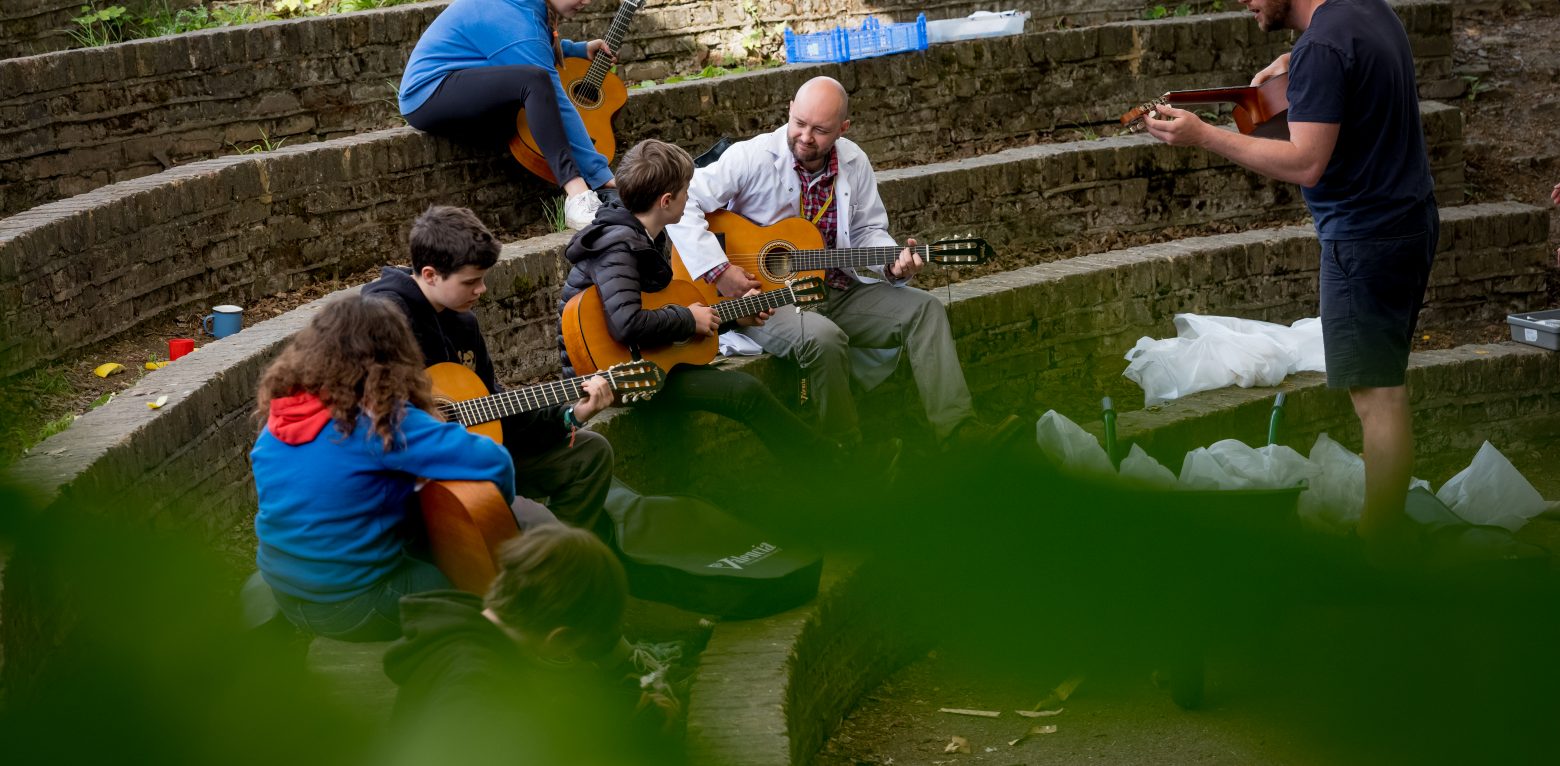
left=799, top=180, right=835, bottom=225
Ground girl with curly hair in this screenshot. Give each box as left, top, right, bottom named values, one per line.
left=251, top=293, right=515, bottom=641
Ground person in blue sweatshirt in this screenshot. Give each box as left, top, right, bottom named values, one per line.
left=400, top=0, right=615, bottom=230
left=251, top=293, right=516, bottom=642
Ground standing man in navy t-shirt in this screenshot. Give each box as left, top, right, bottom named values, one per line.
left=1143, top=0, right=1438, bottom=561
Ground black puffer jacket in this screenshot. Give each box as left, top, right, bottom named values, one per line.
left=558, top=202, right=696, bottom=378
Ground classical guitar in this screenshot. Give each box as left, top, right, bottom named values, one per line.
left=508, top=0, right=645, bottom=183
left=426, top=359, right=665, bottom=443
left=560, top=277, right=829, bottom=374
left=669, top=210, right=994, bottom=304
left=1120, top=71, right=1290, bottom=139
left=419, top=359, right=663, bottom=593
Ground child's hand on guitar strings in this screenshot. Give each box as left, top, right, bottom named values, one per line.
left=574, top=375, right=616, bottom=422
left=586, top=39, right=615, bottom=62
left=688, top=303, right=720, bottom=337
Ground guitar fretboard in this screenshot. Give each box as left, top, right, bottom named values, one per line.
left=786, top=244, right=931, bottom=271
left=713, top=285, right=803, bottom=323
left=582, top=0, right=642, bottom=90
left=437, top=372, right=608, bottom=427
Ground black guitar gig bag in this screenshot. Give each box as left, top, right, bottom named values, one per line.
left=603, top=479, right=822, bottom=618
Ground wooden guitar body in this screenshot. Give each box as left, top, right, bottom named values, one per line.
left=426, top=362, right=504, bottom=443
left=671, top=211, right=830, bottom=304
left=561, top=280, right=719, bottom=374
left=508, top=59, right=630, bottom=184
left=419, top=479, right=516, bottom=593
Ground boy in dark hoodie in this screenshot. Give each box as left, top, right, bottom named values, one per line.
left=384, top=524, right=677, bottom=766
left=559, top=139, right=877, bottom=476
left=364, top=206, right=616, bottom=534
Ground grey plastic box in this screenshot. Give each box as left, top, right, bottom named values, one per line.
left=1507, top=308, right=1560, bottom=351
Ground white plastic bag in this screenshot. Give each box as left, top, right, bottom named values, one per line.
left=1118, top=444, right=1179, bottom=489
left=1178, top=438, right=1318, bottom=491
left=1435, top=441, right=1548, bottom=531
left=1035, top=410, right=1115, bottom=479
left=1123, top=313, right=1326, bottom=406
left=1297, top=433, right=1364, bottom=535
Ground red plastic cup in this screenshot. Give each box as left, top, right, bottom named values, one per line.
left=169, top=338, right=195, bottom=361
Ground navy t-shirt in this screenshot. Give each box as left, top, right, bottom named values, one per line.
left=1287, top=0, right=1435, bottom=240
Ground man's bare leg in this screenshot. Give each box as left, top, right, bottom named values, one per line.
left=1351, top=385, right=1416, bottom=559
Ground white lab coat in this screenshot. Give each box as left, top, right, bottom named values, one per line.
left=665, top=126, right=909, bottom=387
left=666, top=126, right=907, bottom=288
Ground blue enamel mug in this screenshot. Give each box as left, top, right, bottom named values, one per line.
left=202, top=305, right=244, bottom=339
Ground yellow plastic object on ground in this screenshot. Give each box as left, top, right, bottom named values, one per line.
left=93, top=363, right=125, bottom=378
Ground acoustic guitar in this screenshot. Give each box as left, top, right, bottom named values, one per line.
left=669, top=210, right=995, bottom=304
left=418, top=359, right=664, bottom=593
left=560, top=277, right=829, bottom=374
left=508, top=0, right=646, bottom=183
left=1120, top=72, right=1290, bottom=139
left=426, top=359, right=665, bottom=442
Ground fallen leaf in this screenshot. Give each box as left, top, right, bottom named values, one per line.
left=939, top=708, right=1001, bottom=718
left=1054, top=675, right=1085, bottom=701
left=144, top=360, right=170, bottom=370
left=93, top=362, right=125, bottom=378
left=147, top=395, right=169, bottom=410
left=1008, top=724, right=1059, bottom=746
left=943, top=735, right=971, bottom=754
left=1016, top=708, right=1064, bottom=718
left=1474, top=349, right=1489, bottom=355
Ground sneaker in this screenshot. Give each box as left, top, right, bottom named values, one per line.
left=564, top=189, right=603, bottom=230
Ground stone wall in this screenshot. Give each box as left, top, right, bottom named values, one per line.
left=0, top=4, right=440, bottom=217
left=2, top=0, right=1455, bottom=217
left=0, top=99, right=1463, bottom=382
left=947, top=201, right=1551, bottom=423
left=0, top=0, right=81, bottom=59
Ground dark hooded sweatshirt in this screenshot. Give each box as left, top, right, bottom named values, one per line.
left=364, top=266, right=568, bottom=458
left=557, top=202, right=701, bottom=379
left=382, top=590, right=673, bottom=766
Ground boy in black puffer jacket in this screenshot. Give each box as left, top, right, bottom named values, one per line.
left=558, top=139, right=876, bottom=477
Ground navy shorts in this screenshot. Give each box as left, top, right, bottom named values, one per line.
left=1318, top=210, right=1439, bottom=389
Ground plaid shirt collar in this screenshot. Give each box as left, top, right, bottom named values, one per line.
left=794, top=150, right=840, bottom=248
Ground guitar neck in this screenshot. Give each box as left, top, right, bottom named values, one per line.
left=583, top=0, right=641, bottom=89
left=789, top=244, right=927, bottom=272
left=714, top=285, right=801, bottom=323
left=438, top=374, right=601, bottom=427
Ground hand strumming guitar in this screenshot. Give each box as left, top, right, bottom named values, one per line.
left=714, top=264, right=760, bottom=298
left=572, top=375, right=616, bottom=423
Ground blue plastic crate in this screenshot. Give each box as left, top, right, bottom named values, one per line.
left=784, top=13, right=928, bottom=64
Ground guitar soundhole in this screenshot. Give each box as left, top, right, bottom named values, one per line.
left=760, top=244, right=794, bottom=284
left=571, top=81, right=602, bottom=110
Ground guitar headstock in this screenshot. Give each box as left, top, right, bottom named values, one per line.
left=927, top=237, right=994, bottom=266
left=604, top=360, right=665, bottom=402
left=787, top=276, right=829, bottom=307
